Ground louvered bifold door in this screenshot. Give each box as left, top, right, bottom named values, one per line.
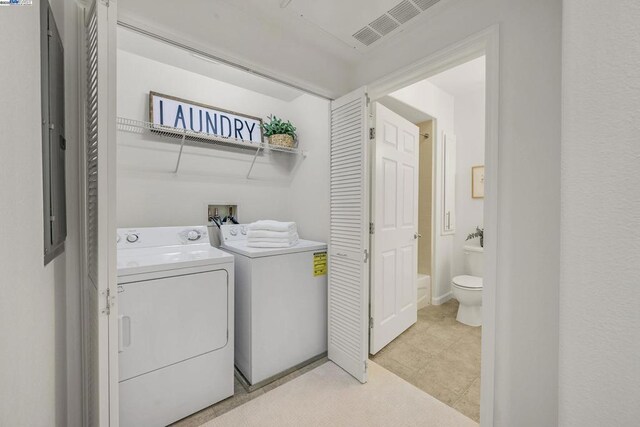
left=83, top=0, right=118, bottom=425
left=328, top=87, right=370, bottom=383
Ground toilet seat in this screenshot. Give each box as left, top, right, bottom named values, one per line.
left=452, top=275, right=483, bottom=289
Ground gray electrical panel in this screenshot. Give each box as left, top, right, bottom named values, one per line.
left=41, top=1, right=66, bottom=265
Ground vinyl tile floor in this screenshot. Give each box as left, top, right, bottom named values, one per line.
left=171, top=358, right=328, bottom=427
left=370, top=299, right=482, bottom=422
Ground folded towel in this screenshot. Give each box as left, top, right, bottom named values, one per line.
left=248, top=220, right=297, bottom=233
left=247, top=229, right=297, bottom=239
left=247, top=240, right=299, bottom=248
left=248, top=234, right=299, bottom=244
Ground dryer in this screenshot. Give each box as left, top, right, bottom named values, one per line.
left=117, top=226, right=234, bottom=427
left=220, top=224, right=328, bottom=389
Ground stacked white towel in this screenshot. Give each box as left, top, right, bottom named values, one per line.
left=247, top=221, right=299, bottom=248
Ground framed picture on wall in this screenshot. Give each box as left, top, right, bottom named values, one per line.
left=472, top=165, right=485, bottom=199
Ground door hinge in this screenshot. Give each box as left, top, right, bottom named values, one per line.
left=369, top=317, right=373, bottom=329
left=365, top=94, right=370, bottom=106
left=369, top=127, right=376, bottom=140
left=364, top=360, right=368, bottom=372
left=101, top=288, right=115, bottom=316
left=369, top=222, right=374, bottom=235
left=47, top=30, right=53, bottom=38
left=363, top=249, right=369, bottom=263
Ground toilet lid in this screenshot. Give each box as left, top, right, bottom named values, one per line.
left=452, top=275, right=483, bottom=289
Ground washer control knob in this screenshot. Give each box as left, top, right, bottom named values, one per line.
left=229, top=227, right=238, bottom=236
left=187, top=230, right=200, bottom=241
left=126, top=234, right=139, bottom=243
left=240, top=225, right=247, bottom=235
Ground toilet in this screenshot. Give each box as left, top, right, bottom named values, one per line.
left=451, top=246, right=484, bottom=326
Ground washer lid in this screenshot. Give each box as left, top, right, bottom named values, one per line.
left=221, top=239, right=327, bottom=258
left=452, top=275, right=483, bottom=289
left=117, top=243, right=234, bottom=277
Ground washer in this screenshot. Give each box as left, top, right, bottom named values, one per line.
left=220, top=224, right=328, bottom=389
left=117, top=226, right=234, bottom=427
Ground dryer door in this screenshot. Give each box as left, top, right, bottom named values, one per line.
left=118, top=269, right=229, bottom=381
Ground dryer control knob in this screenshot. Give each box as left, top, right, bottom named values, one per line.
left=187, top=230, right=200, bottom=241
left=240, top=225, right=247, bottom=235
left=229, top=228, right=238, bottom=236
left=126, top=234, right=139, bottom=243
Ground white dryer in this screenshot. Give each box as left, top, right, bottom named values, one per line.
left=117, top=226, right=234, bottom=427
left=220, top=224, right=328, bottom=389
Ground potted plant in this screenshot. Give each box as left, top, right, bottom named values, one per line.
left=262, top=115, right=297, bottom=148
left=466, top=226, right=484, bottom=248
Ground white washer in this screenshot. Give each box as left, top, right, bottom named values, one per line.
left=117, top=226, right=234, bottom=427
left=220, top=224, right=328, bottom=388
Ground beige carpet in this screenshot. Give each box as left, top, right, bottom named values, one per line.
left=201, top=361, right=478, bottom=427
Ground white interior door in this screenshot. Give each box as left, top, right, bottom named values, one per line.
left=370, top=103, right=419, bottom=355
left=328, top=87, right=370, bottom=383
left=82, top=0, right=118, bottom=425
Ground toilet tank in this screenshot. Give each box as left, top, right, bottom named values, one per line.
left=464, top=246, right=484, bottom=277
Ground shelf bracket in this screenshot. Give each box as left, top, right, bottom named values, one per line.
left=174, top=132, right=187, bottom=173
left=246, top=145, right=264, bottom=179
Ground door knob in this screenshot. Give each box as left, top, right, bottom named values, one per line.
left=414, top=233, right=422, bottom=239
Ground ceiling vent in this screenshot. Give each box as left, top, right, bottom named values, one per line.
left=412, top=0, right=441, bottom=11
left=388, top=0, right=420, bottom=24
left=350, top=0, right=441, bottom=48
left=369, top=14, right=399, bottom=36
left=353, top=26, right=382, bottom=46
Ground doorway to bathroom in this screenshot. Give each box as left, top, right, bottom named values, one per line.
left=366, top=54, right=488, bottom=423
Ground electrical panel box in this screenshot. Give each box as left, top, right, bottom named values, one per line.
left=41, top=1, right=66, bottom=264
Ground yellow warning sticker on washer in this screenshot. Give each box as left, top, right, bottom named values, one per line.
left=313, top=252, right=327, bottom=277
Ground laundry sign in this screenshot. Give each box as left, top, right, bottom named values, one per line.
left=149, top=92, right=263, bottom=144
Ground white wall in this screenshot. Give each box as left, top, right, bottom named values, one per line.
left=388, top=80, right=455, bottom=303
left=117, top=50, right=330, bottom=240
left=0, top=1, right=81, bottom=425
left=560, top=1, right=640, bottom=425
left=452, top=86, right=485, bottom=276
left=354, top=1, right=562, bottom=426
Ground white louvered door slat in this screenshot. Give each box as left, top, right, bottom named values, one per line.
left=83, top=0, right=118, bottom=425
left=328, top=87, right=370, bottom=383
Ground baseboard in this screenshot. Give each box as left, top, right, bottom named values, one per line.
left=432, top=291, right=452, bottom=305
left=417, top=294, right=429, bottom=310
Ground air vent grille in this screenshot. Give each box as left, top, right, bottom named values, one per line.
left=412, top=0, right=441, bottom=11
left=351, top=0, right=440, bottom=47
left=353, top=26, right=382, bottom=46
left=388, top=0, right=420, bottom=24
left=369, top=14, right=399, bottom=36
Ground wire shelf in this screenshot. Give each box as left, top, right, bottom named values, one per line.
left=116, top=117, right=306, bottom=176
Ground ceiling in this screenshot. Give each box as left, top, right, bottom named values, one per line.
left=226, top=0, right=447, bottom=55
left=116, top=0, right=456, bottom=97
left=118, top=0, right=450, bottom=64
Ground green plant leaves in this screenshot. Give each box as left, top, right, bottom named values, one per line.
left=262, top=114, right=297, bottom=138
left=465, top=226, right=484, bottom=242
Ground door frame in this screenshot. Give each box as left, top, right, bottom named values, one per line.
left=366, top=25, right=500, bottom=427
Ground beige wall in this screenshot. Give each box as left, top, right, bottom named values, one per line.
left=417, top=121, right=433, bottom=275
